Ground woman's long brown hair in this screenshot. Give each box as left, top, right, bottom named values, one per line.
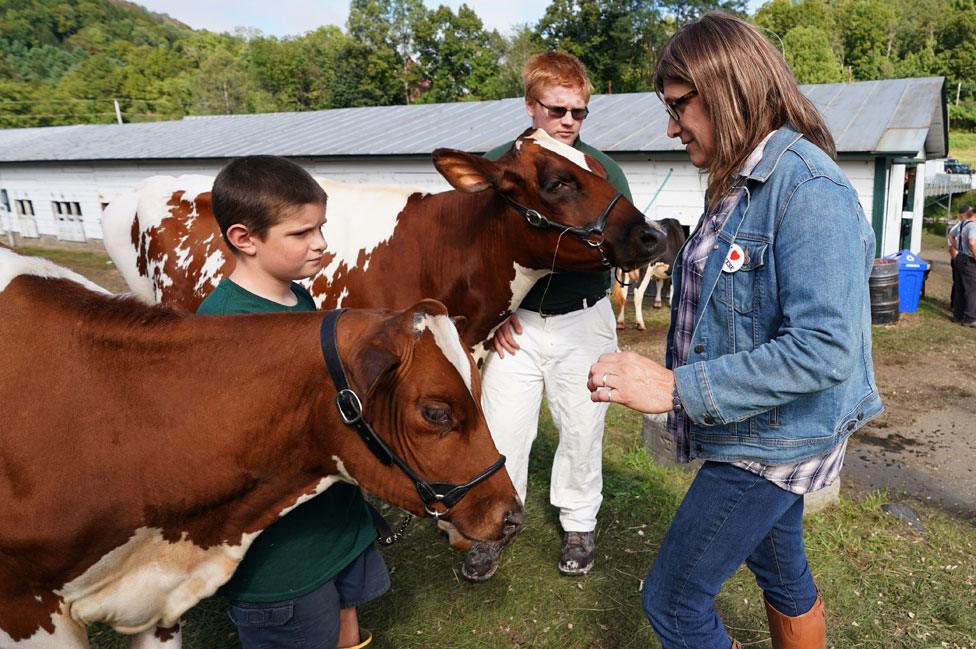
left=653, top=12, right=835, bottom=210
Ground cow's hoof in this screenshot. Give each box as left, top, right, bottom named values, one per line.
left=616, top=323, right=625, bottom=330
left=636, top=324, right=646, bottom=331
left=653, top=301, right=663, bottom=309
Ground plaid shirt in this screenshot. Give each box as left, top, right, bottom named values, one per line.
left=668, top=135, right=845, bottom=494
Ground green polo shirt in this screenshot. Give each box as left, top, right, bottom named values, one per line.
left=197, top=278, right=376, bottom=602
left=484, top=137, right=633, bottom=312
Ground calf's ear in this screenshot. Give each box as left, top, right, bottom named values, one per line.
left=354, top=346, right=401, bottom=399
left=432, top=149, right=498, bottom=193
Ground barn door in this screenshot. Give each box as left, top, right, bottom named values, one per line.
left=54, top=200, right=86, bottom=242
left=15, top=199, right=39, bottom=238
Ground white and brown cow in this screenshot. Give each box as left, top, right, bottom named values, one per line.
left=0, top=247, right=521, bottom=649
left=612, top=218, right=687, bottom=330
left=102, top=129, right=665, bottom=355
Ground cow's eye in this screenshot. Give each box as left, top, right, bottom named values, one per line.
left=543, top=177, right=576, bottom=194
left=422, top=405, right=452, bottom=426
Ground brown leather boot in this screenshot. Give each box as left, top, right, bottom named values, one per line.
left=765, top=595, right=826, bottom=649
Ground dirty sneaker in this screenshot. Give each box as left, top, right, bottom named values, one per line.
left=461, top=540, right=506, bottom=582
left=557, top=531, right=595, bottom=576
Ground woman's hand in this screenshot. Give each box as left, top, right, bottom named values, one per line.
left=588, top=351, right=676, bottom=414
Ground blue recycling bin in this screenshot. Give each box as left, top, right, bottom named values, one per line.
left=884, top=249, right=929, bottom=313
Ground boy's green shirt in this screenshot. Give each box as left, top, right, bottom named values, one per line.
left=197, top=278, right=377, bottom=602
left=484, top=138, right=633, bottom=312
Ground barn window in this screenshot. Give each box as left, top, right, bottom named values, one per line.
left=52, top=201, right=83, bottom=220
left=15, top=199, right=34, bottom=216
left=0, top=189, right=9, bottom=212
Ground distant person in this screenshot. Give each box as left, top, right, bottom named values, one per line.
left=198, top=155, right=388, bottom=649
left=949, top=203, right=976, bottom=325
left=587, top=13, right=882, bottom=648
left=947, top=203, right=970, bottom=317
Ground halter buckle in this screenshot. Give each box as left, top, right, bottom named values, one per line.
left=525, top=209, right=545, bottom=227
left=335, top=389, right=364, bottom=425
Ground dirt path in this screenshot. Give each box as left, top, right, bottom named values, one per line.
left=844, top=243, right=976, bottom=523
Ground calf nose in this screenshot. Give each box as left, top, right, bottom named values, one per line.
left=638, top=221, right=667, bottom=257
left=503, top=507, right=524, bottom=537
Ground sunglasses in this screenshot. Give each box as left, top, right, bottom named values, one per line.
left=536, top=99, right=590, bottom=121
left=663, top=89, right=698, bottom=122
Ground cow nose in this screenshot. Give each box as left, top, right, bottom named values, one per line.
left=639, top=221, right=667, bottom=255
left=503, top=507, right=524, bottom=537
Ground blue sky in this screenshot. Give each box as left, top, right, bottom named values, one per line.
left=135, top=0, right=765, bottom=39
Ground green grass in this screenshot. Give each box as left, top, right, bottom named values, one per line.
left=949, top=131, right=976, bottom=167
left=87, top=405, right=976, bottom=648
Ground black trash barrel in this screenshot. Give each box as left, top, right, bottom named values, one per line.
left=869, top=258, right=899, bottom=325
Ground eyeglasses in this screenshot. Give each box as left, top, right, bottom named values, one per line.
left=663, top=89, right=698, bottom=122
left=536, top=99, right=590, bottom=121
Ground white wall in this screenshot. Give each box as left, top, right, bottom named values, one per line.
left=0, top=154, right=880, bottom=243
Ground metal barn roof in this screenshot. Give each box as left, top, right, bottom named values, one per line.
left=0, top=76, right=946, bottom=163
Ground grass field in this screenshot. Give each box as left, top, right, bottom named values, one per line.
left=11, top=246, right=974, bottom=648
left=950, top=131, right=976, bottom=167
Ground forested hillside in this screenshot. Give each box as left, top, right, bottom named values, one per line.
left=2, top=0, right=975, bottom=129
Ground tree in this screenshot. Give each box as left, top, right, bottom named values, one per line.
left=782, top=26, right=844, bottom=84
left=536, top=0, right=661, bottom=94
left=834, top=0, right=899, bottom=79
left=347, top=0, right=427, bottom=103
left=413, top=4, right=504, bottom=102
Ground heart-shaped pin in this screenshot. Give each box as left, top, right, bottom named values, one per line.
left=730, top=250, right=740, bottom=261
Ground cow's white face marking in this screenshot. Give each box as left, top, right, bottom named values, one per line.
left=414, top=313, right=473, bottom=394
left=316, top=179, right=420, bottom=281
left=57, top=527, right=258, bottom=635
left=0, top=248, right=110, bottom=294
left=524, top=128, right=592, bottom=172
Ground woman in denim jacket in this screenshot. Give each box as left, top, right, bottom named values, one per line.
left=587, top=12, right=882, bottom=649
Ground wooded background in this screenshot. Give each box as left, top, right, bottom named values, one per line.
left=3, top=0, right=975, bottom=129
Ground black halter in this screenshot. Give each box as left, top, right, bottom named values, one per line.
left=320, top=309, right=506, bottom=519
left=502, top=191, right=624, bottom=267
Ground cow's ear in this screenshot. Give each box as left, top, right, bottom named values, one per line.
left=354, top=346, right=401, bottom=398
left=584, top=154, right=608, bottom=179
left=450, top=315, right=468, bottom=335
left=432, top=149, right=498, bottom=193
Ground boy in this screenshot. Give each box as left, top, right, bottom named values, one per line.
left=197, top=155, right=388, bottom=649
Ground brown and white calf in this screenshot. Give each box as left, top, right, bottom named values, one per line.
left=0, top=248, right=520, bottom=649
left=612, top=218, right=687, bottom=330
left=102, top=128, right=666, bottom=356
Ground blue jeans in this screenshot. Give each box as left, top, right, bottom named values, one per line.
left=228, top=544, right=389, bottom=649
left=642, top=462, right=818, bottom=648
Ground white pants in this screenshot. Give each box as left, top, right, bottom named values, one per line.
left=480, top=297, right=618, bottom=532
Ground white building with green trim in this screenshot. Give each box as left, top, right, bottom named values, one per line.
left=0, top=76, right=946, bottom=258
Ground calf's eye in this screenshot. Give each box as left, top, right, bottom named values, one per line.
left=422, top=405, right=452, bottom=425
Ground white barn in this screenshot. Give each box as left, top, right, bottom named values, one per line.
left=0, top=76, right=946, bottom=257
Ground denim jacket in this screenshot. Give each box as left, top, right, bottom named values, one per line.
left=667, top=126, right=884, bottom=464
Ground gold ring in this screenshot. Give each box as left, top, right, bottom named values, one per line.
left=602, top=373, right=608, bottom=388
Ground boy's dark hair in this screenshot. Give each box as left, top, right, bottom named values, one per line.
left=211, top=155, right=327, bottom=251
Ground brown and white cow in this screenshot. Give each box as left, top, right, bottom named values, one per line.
left=612, top=218, right=687, bottom=330
left=0, top=248, right=521, bottom=649
left=102, top=129, right=665, bottom=355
